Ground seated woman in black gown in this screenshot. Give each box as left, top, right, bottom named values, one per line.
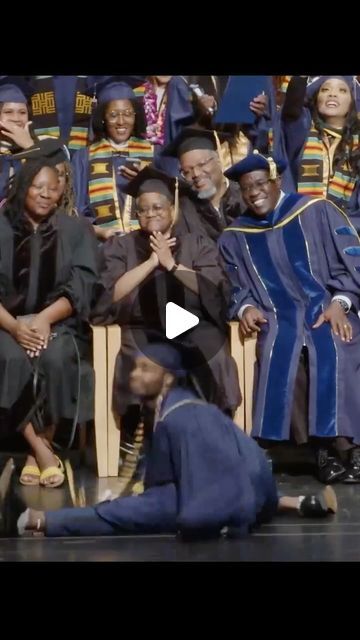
left=92, top=165, right=241, bottom=432
left=0, top=151, right=98, bottom=487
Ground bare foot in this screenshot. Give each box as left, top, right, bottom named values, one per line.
left=20, top=454, right=40, bottom=485
left=34, top=438, right=64, bottom=487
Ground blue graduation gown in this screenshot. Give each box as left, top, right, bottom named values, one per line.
left=219, top=193, right=360, bottom=443
left=0, top=155, right=22, bottom=201
left=45, top=387, right=278, bottom=537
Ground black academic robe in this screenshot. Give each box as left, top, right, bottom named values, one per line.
left=177, top=183, right=243, bottom=243
left=91, top=229, right=241, bottom=415
left=0, top=210, right=99, bottom=433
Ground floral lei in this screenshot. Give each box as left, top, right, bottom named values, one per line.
left=143, top=80, right=167, bottom=145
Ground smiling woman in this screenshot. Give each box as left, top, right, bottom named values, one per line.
left=71, top=77, right=154, bottom=242
left=91, top=165, right=241, bottom=430
left=0, top=76, right=37, bottom=202
left=278, top=75, right=360, bottom=220
left=0, top=156, right=98, bottom=488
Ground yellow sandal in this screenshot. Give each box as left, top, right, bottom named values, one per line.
left=39, top=456, right=65, bottom=488
left=20, top=464, right=41, bottom=486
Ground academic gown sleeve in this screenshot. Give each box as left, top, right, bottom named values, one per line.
left=71, top=148, right=94, bottom=220
left=218, top=228, right=260, bottom=318
left=190, top=233, right=231, bottom=328
left=90, top=233, right=130, bottom=324
left=319, top=199, right=360, bottom=311
left=46, top=216, right=99, bottom=319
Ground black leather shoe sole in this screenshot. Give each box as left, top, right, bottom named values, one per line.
left=317, top=462, right=346, bottom=484
left=341, top=468, right=360, bottom=484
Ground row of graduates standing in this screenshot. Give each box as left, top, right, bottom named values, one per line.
left=0, top=74, right=272, bottom=240
left=2, top=74, right=360, bottom=234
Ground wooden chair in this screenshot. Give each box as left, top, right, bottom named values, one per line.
left=91, top=325, right=108, bottom=477
left=92, top=323, right=258, bottom=476
left=228, top=323, right=257, bottom=435
left=106, top=326, right=122, bottom=477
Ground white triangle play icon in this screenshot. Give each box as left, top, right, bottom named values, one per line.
left=166, top=302, right=199, bottom=339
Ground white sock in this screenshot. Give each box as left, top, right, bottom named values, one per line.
left=98, top=489, right=116, bottom=503
left=17, top=508, right=30, bottom=535
left=297, top=495, right=306, bottom=510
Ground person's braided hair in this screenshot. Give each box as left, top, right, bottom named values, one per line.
left=4, top=158, right=58, bottom=224
left=59, top=161, right=78, bottom=217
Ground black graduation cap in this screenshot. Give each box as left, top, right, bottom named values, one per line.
left=161, top=127, right=223, bottom=159
left=122, top=165, right=191, bottom=224
left=0, top=76, right=33, bottom=103
left=122, top=165, right=188, bottom=201
left=12, top=138, right=70, bottom=163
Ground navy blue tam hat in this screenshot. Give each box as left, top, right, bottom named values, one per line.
left=139, top=343, right=186, bottom=376
left=224, top=151, right=287, bottom=181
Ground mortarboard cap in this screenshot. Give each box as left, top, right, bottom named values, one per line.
left=122, top=165, right=188, bottom=201
left=138, top=343, right=185, bottom=376
left=161, top=127, right=228, bottom=159
left=306, top=76, right=355, bottom=99
left=85, top=76, right=144, bottom=104
left=0, top=76, right=33, bottom=104
left=12, top=137, right=70, bottom=163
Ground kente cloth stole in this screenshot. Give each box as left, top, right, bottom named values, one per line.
left=297, top=124, right=359, bottom=202
left=88, top=137, right=153, bottom=232
left=31, top=76, right=93, bottom=150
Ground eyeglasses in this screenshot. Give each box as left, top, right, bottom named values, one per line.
left=180, top=156, right=215, bottom=180
left=136, top=204, right=168, bottom=217
left=106, top=109, right=135, bottom=122
left=240, top=178, right=272, bottom=195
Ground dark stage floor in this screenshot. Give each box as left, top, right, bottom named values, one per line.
left=1, top=451, right=360, bottom=562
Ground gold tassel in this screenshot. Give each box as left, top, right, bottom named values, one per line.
left=118, top=419, right=145, bottom=486
left=253, top=149, right=277, bottom=180
left=266, top=157, right=277, bottom=180
left=213, top=130, right=224, bottom=171
left=173, top=177, right=179, bottom=225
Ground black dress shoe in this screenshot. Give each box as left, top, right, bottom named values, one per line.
left=342, top=448, right=360, bottom=483
left=299, top=486, right=338, bottom=517
left=316, top=448, right=346, bottom=484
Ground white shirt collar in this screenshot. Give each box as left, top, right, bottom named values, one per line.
left=275, top=190, right=286, bottom=209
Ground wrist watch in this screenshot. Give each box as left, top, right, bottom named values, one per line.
left=334, top=298, right=350, bottom=314
left=168, top=263, right=178, bottom=273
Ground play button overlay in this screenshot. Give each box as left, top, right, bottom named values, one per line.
left=166, top=302, right=199, bottom=339
left=129, top=270, right=229, bottom=372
